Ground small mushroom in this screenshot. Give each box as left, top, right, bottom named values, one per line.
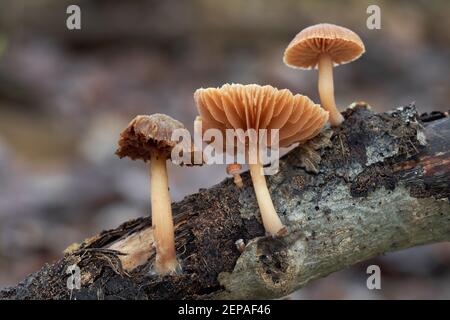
left=116, top=114, right=189, bottom=275
left=226, top=164, right=243, bottom=188
left=195, top=84, right=328, bottom=236
left=284, top=23, right=365, bottom=126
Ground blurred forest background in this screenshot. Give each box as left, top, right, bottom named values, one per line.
left=0, top=0, right=449, bottom=299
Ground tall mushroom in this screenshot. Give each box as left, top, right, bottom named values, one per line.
left=194, top=84, right=328, bottom=236
left=116, top=114, right=189, bottom=275
left=283, top=23, right=365, bottom=126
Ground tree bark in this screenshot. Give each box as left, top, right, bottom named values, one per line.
left=1, top=103, right=449, bottom=300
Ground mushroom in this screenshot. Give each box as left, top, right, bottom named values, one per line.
left=283, top=23, right=365, bottom=126
left=226, top=164, right=243, bottom=188
left=116, top=114, right=190, bottom=275
left=194, top=84, right=328, bottom=236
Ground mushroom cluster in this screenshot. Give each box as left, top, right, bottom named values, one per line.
left=115, top=22, right=366, bottom=275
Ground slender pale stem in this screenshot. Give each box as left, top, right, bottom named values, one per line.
left=150, top=153, right=179, bottom=274
left=318, top=54, right=344, bottom=126
left=249, top=162, right=286, bottom=236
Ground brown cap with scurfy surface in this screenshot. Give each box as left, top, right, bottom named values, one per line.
left=284, top=23, right=365, bottom=69
left=116, top=114, right=185, bottom=161
left=115, top=113, right=190, bottom=275
left=194, top=84, right=329, bottom=148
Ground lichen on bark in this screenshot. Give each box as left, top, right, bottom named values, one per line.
left=1, top=103, right=449, bottom=300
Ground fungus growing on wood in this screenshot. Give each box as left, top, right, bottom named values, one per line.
left=116, top=114, right=195, bottom=274
left=226, top=164, right=243, bottom=188
left=194, top=84, right=328, bottom=236
left=284, top=23, right=365, bottom=126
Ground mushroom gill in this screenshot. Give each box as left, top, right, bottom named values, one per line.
left=194, top=84, right=328, bottom=235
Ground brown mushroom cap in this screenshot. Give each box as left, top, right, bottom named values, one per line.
left=194, top=84, right=329, bottom=148
left=116, top=114, right=185, bottom=161
left=283, top=23, right=365, bottom=69
left=226, top=163, right=242, bottom=175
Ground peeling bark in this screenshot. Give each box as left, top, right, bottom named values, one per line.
left=1, top=103, right=449, bottom=300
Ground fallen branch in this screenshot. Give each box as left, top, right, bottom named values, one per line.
left=1, top=103, right=449, bottom=300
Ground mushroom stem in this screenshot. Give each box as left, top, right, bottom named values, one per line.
left=149, top=153, right=179, bottom=274
left=233, top=173, right=244, bottom=188
left=318, top=54, right=344, bottom=126
left=249, top=162, right=286, bottom=236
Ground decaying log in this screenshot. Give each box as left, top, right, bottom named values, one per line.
left=0, top=103, right=449, bottom=300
